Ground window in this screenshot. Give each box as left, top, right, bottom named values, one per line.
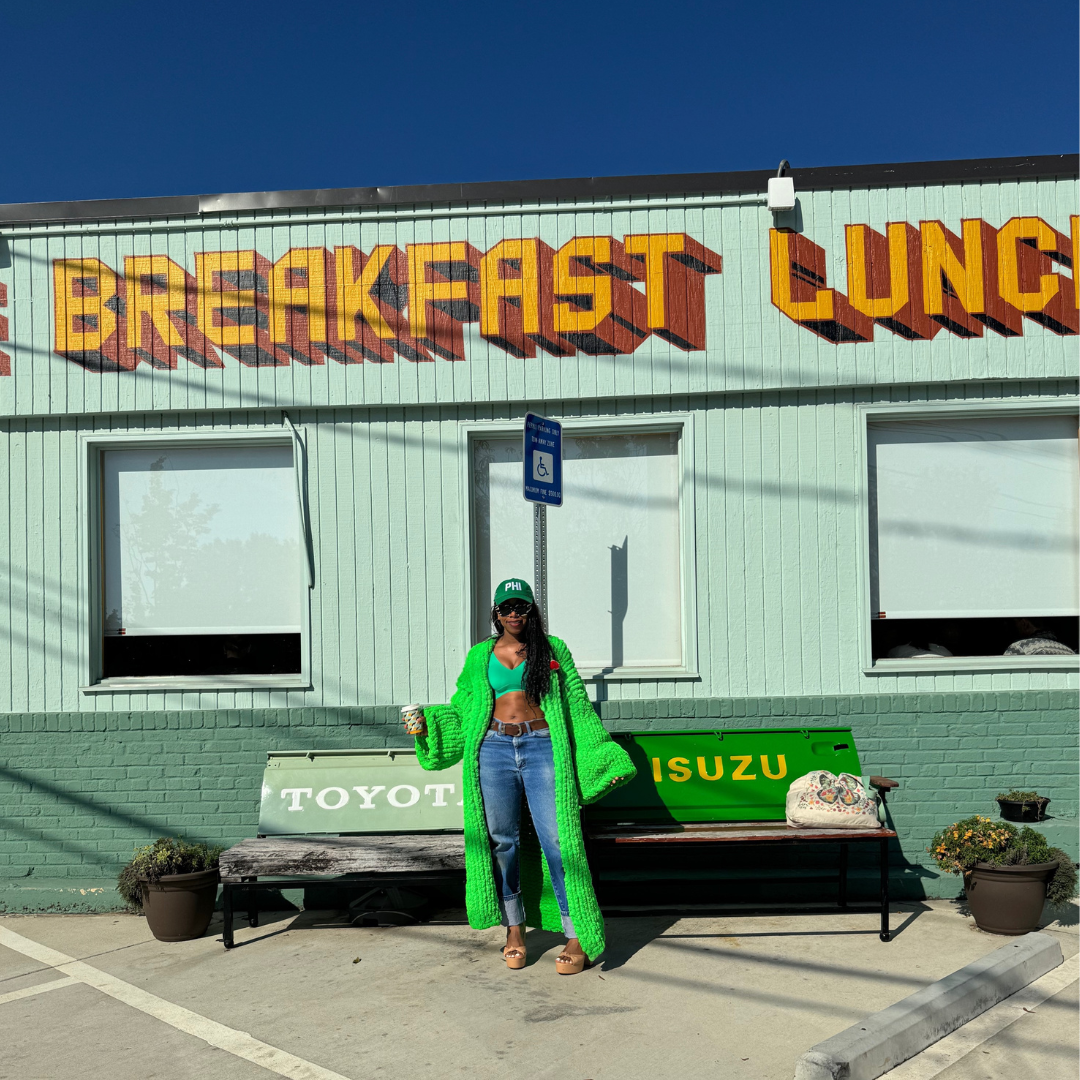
left=863, top=408, right=1079, bottom=670
left=82, top=435, right=310, bottom=689
left=471, top=423, right=695, bottom=677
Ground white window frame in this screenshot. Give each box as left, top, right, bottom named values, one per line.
left=459, top=413, right=699, bottom=680
left=77, top=428, right=313, bottom=693
left=857, top=400, right=1080, bottom=675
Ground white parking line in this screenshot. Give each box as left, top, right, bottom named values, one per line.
left=0, top=975, right=79, bottom=1006
left=884, top=951, right=1080, bottom=1079
left=0, top=926, right=355, bottom=1080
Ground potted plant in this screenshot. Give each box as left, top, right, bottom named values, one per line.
left=996, top=789, right=1051, bottom=823
left=929, top=816, right=1077, bottom=935
left=117, top=838, right=224, bottom=942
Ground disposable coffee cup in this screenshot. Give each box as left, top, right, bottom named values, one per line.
left=401, top=704, right=424, bottom=734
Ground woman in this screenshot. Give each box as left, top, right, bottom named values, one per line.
left=407, top=578, right=635, bottom=973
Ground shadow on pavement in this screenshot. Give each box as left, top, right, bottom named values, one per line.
left=600, top=916, right=679, bottom=970
left=648, top=904, right=927, bottom=941
left=208, top=903, right=928, bottom=957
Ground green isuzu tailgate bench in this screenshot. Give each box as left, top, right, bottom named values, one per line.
left=219, top=728, right=897, bottom=948
left=586, top=728, right=898, bottom=940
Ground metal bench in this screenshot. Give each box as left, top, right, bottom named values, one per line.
left=219, top=728, right=898, bottom=948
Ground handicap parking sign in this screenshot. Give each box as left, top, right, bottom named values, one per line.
left=523, top=413, right=562, bottom=506
left=533, top=450, right=553, bottom=481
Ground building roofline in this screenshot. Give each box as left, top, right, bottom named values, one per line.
left=0, top=154, right=1076, bottom=226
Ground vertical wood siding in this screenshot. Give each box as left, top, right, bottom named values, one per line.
left=1, top=381, right=1076, bottom=714
left=1, top=178, right=1076, bottom=419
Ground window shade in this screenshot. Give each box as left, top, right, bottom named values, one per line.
left=474, top=431, right=682, bottom=669
left=869, top=415, right=1079, bottom=619
left=103, top=444, right=302, bottom=636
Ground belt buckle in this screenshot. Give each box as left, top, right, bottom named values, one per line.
left=493, top=719, right=534, bottom=736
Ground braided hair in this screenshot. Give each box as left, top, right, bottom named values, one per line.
left=490, top=603, right=553, bottom=704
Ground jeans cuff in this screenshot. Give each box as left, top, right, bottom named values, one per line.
left=499, top=893, right=525, bottom=927
left=561, top=912, right=577, bottom=938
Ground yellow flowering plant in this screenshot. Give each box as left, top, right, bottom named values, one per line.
left=928, top=815, right=1016, bottom=875
left=930, top=817, right=1078, bottom=905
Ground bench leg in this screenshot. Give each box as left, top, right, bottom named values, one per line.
left=838, top=843, right=848, bottom=908
left=222, top=883, right=235, bottom=949
left=244, top=877, right=259, bottom=928
left=879, top=837, right=891, bottom=942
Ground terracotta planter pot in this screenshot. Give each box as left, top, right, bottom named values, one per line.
left=964, top=860, right=1058, bottom=935
left=140, top=869, right=220, bottom=942
left=996, top=796, right=1050, bottom=822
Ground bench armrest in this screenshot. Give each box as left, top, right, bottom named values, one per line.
left=869, top=776, right=899, bottom=791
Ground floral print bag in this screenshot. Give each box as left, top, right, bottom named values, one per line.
left=785, top=770, right=881, bottom=829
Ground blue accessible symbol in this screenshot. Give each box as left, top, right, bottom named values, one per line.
left=523, top=414, right=562, bottom=506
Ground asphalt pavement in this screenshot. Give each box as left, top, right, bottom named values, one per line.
left=0, top=900, right=1075, bottom=1080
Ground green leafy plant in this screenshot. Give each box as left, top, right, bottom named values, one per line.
left=996, top=790, right=1042, bottom=802
left=1001, top=827, right=1078, bottom=907
left=929, top=817, right=1078, bottom=907
left=117, top=838, right=223, bottom=910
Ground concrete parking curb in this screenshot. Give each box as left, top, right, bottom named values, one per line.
left=793, top=931, right=1064, bottom=1080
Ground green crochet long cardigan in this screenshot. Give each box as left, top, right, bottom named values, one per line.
left=416, top=635, right=636, bottom=960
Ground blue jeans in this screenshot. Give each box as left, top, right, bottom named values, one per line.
left=479, top=728, right=577, bottom=939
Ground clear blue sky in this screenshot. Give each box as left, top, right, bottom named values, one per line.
left=2, top=0, right=1076, bottom=205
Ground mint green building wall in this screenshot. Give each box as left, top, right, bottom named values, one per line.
left=1, top=164, right=1077, bottom=910
left=2, top=383, right=1077, bottom=911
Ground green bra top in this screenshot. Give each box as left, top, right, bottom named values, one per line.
left=488, top=650, right=527, bottom=698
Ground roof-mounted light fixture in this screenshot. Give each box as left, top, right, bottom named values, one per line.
left=767, top=159, right=796, bottom=212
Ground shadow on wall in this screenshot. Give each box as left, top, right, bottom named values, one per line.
left=0, top=764, right=206, bottom=874
left=0, top=717, right=396, bottom=878
left=610, top=536, right=628, bottom=671
left=588, top=535, right=628, bottom=704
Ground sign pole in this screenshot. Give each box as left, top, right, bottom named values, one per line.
left=523, top=412, right=561, bottom=630
left=533, top=502, right=548, bottom=626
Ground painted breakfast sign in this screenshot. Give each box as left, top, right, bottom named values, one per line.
left=46, top=234, right=725, bottom=374
left=0, top=214, right=1075, bottom=381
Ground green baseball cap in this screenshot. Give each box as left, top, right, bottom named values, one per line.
left=494, top=578, right=534, bottom=607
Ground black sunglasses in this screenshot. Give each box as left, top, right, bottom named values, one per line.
left=496, top=600, right=532, bottom=616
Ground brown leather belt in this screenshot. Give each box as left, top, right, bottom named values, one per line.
left=488, top=718, right=549, bottom=737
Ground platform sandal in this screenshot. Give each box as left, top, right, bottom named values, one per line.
left=502, top=944, right=527, bottom=970
left=555, top=949, right=589, bottom=975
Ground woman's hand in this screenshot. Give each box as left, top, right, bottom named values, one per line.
left=609, top=776, right=627, bottom=787
left=402, top=706, right=427, bottom=737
